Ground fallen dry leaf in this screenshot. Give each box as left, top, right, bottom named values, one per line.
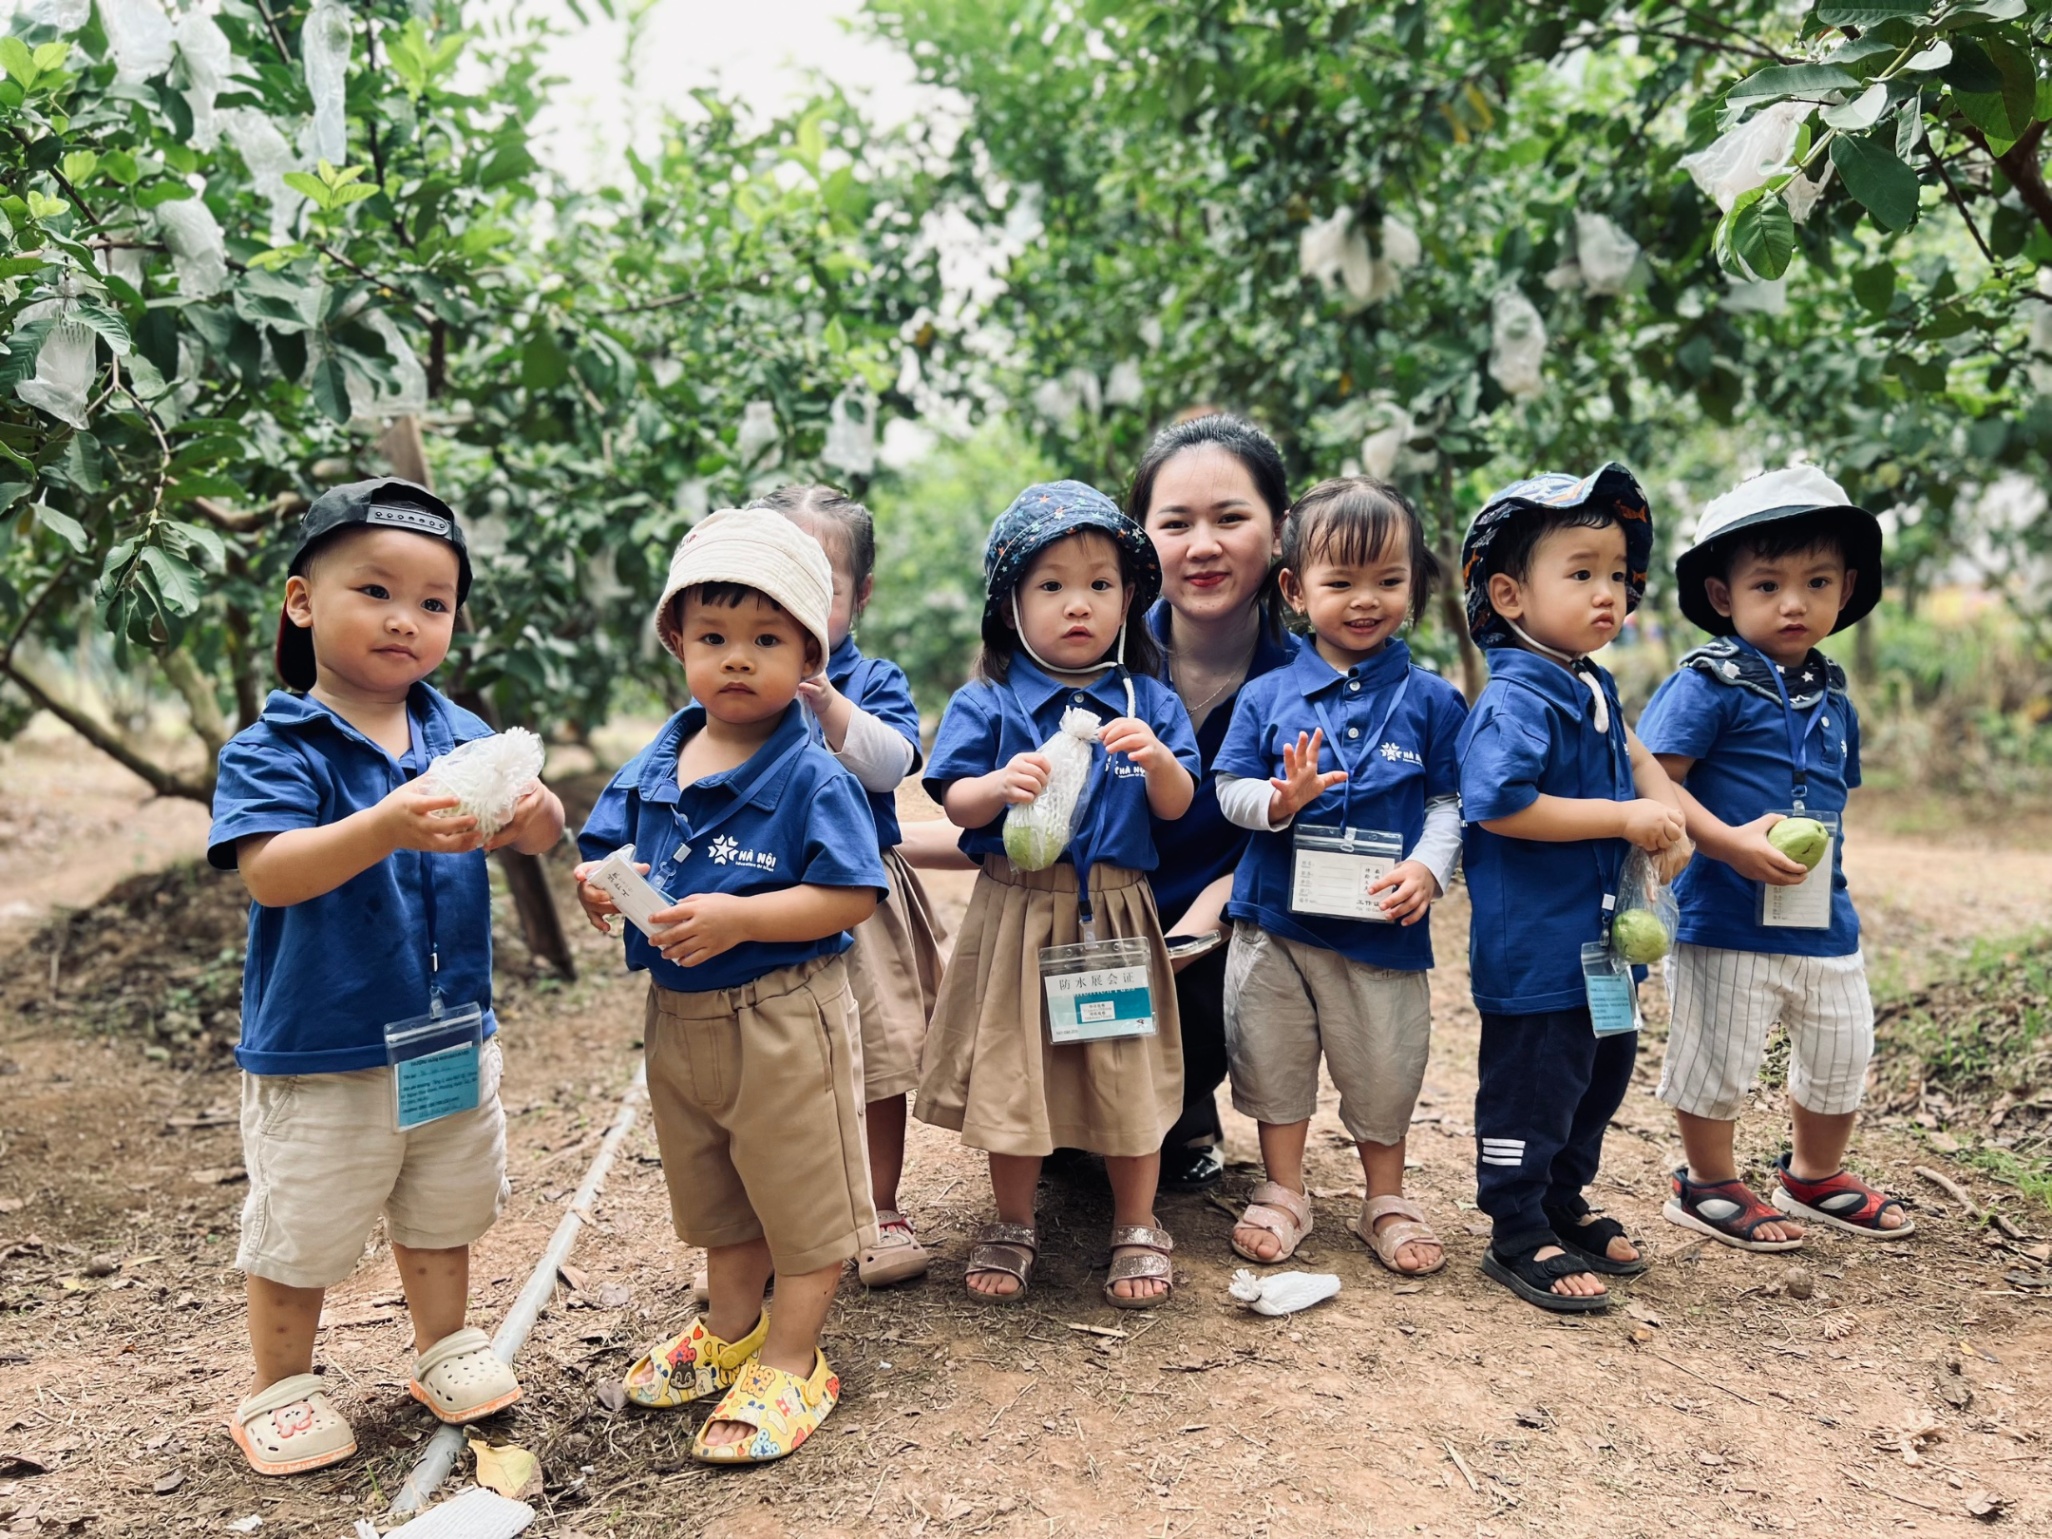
left=595, top=1380, right=627, bottom=1414
left=1963, top=1489, right=2007, bottom=1519
left=557, top=1263, right=588, bottom=1292
left=0, top=1453, right=48, bottom=1478
left=597, top=1284, right=631, bottom=1309
left=0, top=1197, right=23, bottom=1214
left=189, top=1167, right=247, bottom=1186
left=152, top=1468, right=184, bottom=1495
left=468, top=1438, right=543, bottom=1501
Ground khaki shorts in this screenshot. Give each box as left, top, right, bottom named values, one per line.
left=644, top=954, right=876, bottom=1276
left=237, top=1038, right=509, bottom=1289
left=1222, top=924, right=1432, bottom=1146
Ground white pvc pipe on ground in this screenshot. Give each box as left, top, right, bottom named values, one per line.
left=388, top=1062, right=649, bottom=1521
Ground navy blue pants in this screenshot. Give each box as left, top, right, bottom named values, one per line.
left=1474, top=1006, right=1638, bottom=1253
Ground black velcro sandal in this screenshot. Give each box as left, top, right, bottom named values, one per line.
left=1481, top=1239, right=1610, bottom=1314
left=1544, top=1196, right=1651, bottom=1276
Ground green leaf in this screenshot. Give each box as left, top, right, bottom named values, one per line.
left=24, top=192, right=67, bottom=220
left=60, top=150, right=97, bottom=184
left=162, top=519, right=226, bottom=572
left=0, top=37, right=37, bottom=90
left=30, top=42, right=70, bottom=74
left=311, top=355, right=351, bottom=423
left=101, top=150, right=139, bottom=187
left=1727, top=65, right=1860, bottom=103
left=1829, top=133, right=1922, bottom=232
left=1815, top=2, right=1926, bottom=22
left=72, top=300, right=130, bottom=356
left=1728, top=191, right=1795, bottom=279
left=135, top=181, right=195, bottom=209
left=33, top=502, right=89, bottom=555
left=282, top=171, right=333, bottom=210
left=137, top=545, right=203, bottom=618
left=1987, top=36, right=2039, bottom=142
left=1851, top=262, right=1897, bottom=315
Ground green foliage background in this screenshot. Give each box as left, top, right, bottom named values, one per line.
left=0, top=0, right=2046, bottom=787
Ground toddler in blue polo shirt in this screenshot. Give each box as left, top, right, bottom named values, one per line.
left=1640, top=466, right=1912, bottom=1250
left=573, top=508, right=886, bottom=1466
left=1455, top=465, right=1689, bottom=1314
left=208, top=478, right=567, bottom=1476
left=915, top=482, right=1200, bottom=1310
left=1212, top=477, right=1467, bottom=1278
left=758, top=483, right=948, bottom=1291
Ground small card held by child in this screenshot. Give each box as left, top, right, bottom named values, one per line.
left=587, top=845, right=674, bottom=937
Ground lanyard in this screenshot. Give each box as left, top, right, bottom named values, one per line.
left=1306, top=666, right=1412, bottom=830
left=1007, top=671, right=1136, bottom=928
left=1737, top=639, right=1830, bottom=807
left=671, top=716, right=811, bottom=855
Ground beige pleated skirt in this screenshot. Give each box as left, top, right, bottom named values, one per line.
left=915, top=856, right=1183, bottom=1158
left=845, top=845, right=948, bottom=1102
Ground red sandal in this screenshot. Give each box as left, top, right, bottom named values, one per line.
left=1771, top=1154, right=1916, bottom=1239
left=1662, top=1167, right=1804, bottom=1252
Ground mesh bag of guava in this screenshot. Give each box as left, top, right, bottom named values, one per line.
left=1001, top=707, right=1101, bottom=872
left=418, top=728, right=546, bottom=840
left=1609, top=847, right=1680, bottom=966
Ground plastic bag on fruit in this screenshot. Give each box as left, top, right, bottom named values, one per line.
left=1679, top=101, right=1812, bottom=213
left=302, top=0, right=354, bottom=166
left=100, top=0, right=176, bottom=84
left=155, top=197, right=229, bottom=299
left=1487, top=289, right=1547, bottom=402
left=1002, top=707, right=1101, bottom=872
left=15, top=317, right=96, bottom=431
left=1609, top=848, right=1679, bottom=967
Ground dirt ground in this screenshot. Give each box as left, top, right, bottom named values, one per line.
left=2, top=731, right=2050, bottom=1538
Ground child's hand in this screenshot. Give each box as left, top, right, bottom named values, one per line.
left=1652, top=835, right=1695, bottom=887
left=646, top=892, right=748, bottom=968
left=484, top=784, right=558, bottom=853
left=1725, top=815, right=1810, bottom=885
left=1000, top=751, right=1053, bottom=804
left=1620, top=797, right=1686, bottom=854
left=571, top=858, right=642, bottom=935
left=795, top=675, right=838, bottom=711
left=1268, top=729, right=1348, bottom=823
left=1370, top=859, right=1441, bottom=926
left=1100, top=716, right=1173, bottom=776
left=380, top=783, right=482, bottom=855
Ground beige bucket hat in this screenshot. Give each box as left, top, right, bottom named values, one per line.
left=652, top=507, right=835, bottom=664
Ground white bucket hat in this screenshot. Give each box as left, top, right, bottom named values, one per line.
left=1674, top=465, right=1882, bottom=637
left=653, top=507, right=834, bottom=664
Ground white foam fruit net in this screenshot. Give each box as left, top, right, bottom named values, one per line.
left=419, top=729, right=546, bottom=839
left=1002, top=707, right=1100, bottom=872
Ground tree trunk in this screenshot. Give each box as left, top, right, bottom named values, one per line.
left=1435, top=528, right=1484, bottom=701
left=383, top=413, right=577, bottom=980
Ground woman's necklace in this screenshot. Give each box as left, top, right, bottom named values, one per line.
left=1170, top=641, right=1254, bottom=721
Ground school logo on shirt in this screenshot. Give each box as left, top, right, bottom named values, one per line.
left=706, top=835, right=778, bottom=872
left=1377, top=741, right=1424, bottom=767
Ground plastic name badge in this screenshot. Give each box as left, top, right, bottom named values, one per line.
left=1757, top=810, right=1838, bottom=931
left=1040, top=936, right=1156, bottom=1045
left=1289, top=824, right=1402, bottom=923
left=588, top=844, right=674, bottom=938
left=386, top=1003, right=485, bottom=1132
left=1580, top=942, right=1639, bottom=1038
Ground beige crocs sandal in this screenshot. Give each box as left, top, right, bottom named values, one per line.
left=1231, top=1180, right=1313, bottom=1264
left=1104, top=1223, right=1175, bottom=1309
left=229, top=1373, right=356, bottom=1476
left=407, top=1327, right=522, bottom=1424
left=859, top=1210, right=931, bottom=1288
left=1353, top=1194, right=1446, bottom=1277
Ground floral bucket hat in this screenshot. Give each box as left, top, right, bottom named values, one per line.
left=979, top=479, right=1162, bottom=653
left=1459, top=461, right=1654, bottom=647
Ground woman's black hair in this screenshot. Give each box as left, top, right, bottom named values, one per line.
left=752, top=482, right=877, bottom=606
left=973, top=528, right=1165, bottom=685
left=1281, top=477, right=1441, bottom=625
left=1126, top=412, right=1290, bottom=642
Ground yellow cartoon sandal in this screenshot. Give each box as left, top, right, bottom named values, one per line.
left=621, top=1310, right=769, bottom=1409
left=689, top=1350, right=840, bottom=1465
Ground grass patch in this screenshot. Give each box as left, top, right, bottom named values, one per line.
left=1873, top=928, right=2052, bottom=1213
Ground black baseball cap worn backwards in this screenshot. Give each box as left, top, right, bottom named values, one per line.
left=274, top=477, right=472, bottom=692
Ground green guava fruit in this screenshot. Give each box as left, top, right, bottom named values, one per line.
left=1611, top=907, right=1671, bottom=965
left=1003, top=814, right=1065, bottom=873
left=1767, top=816, right=1830, bottom=871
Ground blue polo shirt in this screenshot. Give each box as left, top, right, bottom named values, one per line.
left=925, top=656, right=1201, bottom=873
left=1215, top=638, right=1467, bottom=969
left=815, top=634, right=922, bottom=851
left=1637, top=656, right=1862, bottom=957
left=1458, top=648, right=1637, bottom=1014
left=208, top=685, right=498, bottom=1076
left=578, top=701, right=887, bottom=994
left=1142, top=599, right=1302, bottom=920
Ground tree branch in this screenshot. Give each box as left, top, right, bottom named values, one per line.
left=1, top=655, right=212, bottom=802
left=1, top=558, right=75, bottom=669
left=1926, top=146, right=1998, bottom=267
left=158, top=646, right=230, bottom=760
left=252, top=0, right=293, bottom=65
left=191, top=491, right=308, bottom=534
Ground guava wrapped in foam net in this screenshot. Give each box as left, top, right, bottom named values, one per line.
left=1002, top=707, right=1100, bottom=872
left=419, top=729, right=545, bottom=839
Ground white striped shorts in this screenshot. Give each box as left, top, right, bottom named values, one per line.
left=1657, top=944, right=1873, bottom=1121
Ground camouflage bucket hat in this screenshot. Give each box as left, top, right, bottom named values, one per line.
left=1459, top=461, right=1653, bottom=647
